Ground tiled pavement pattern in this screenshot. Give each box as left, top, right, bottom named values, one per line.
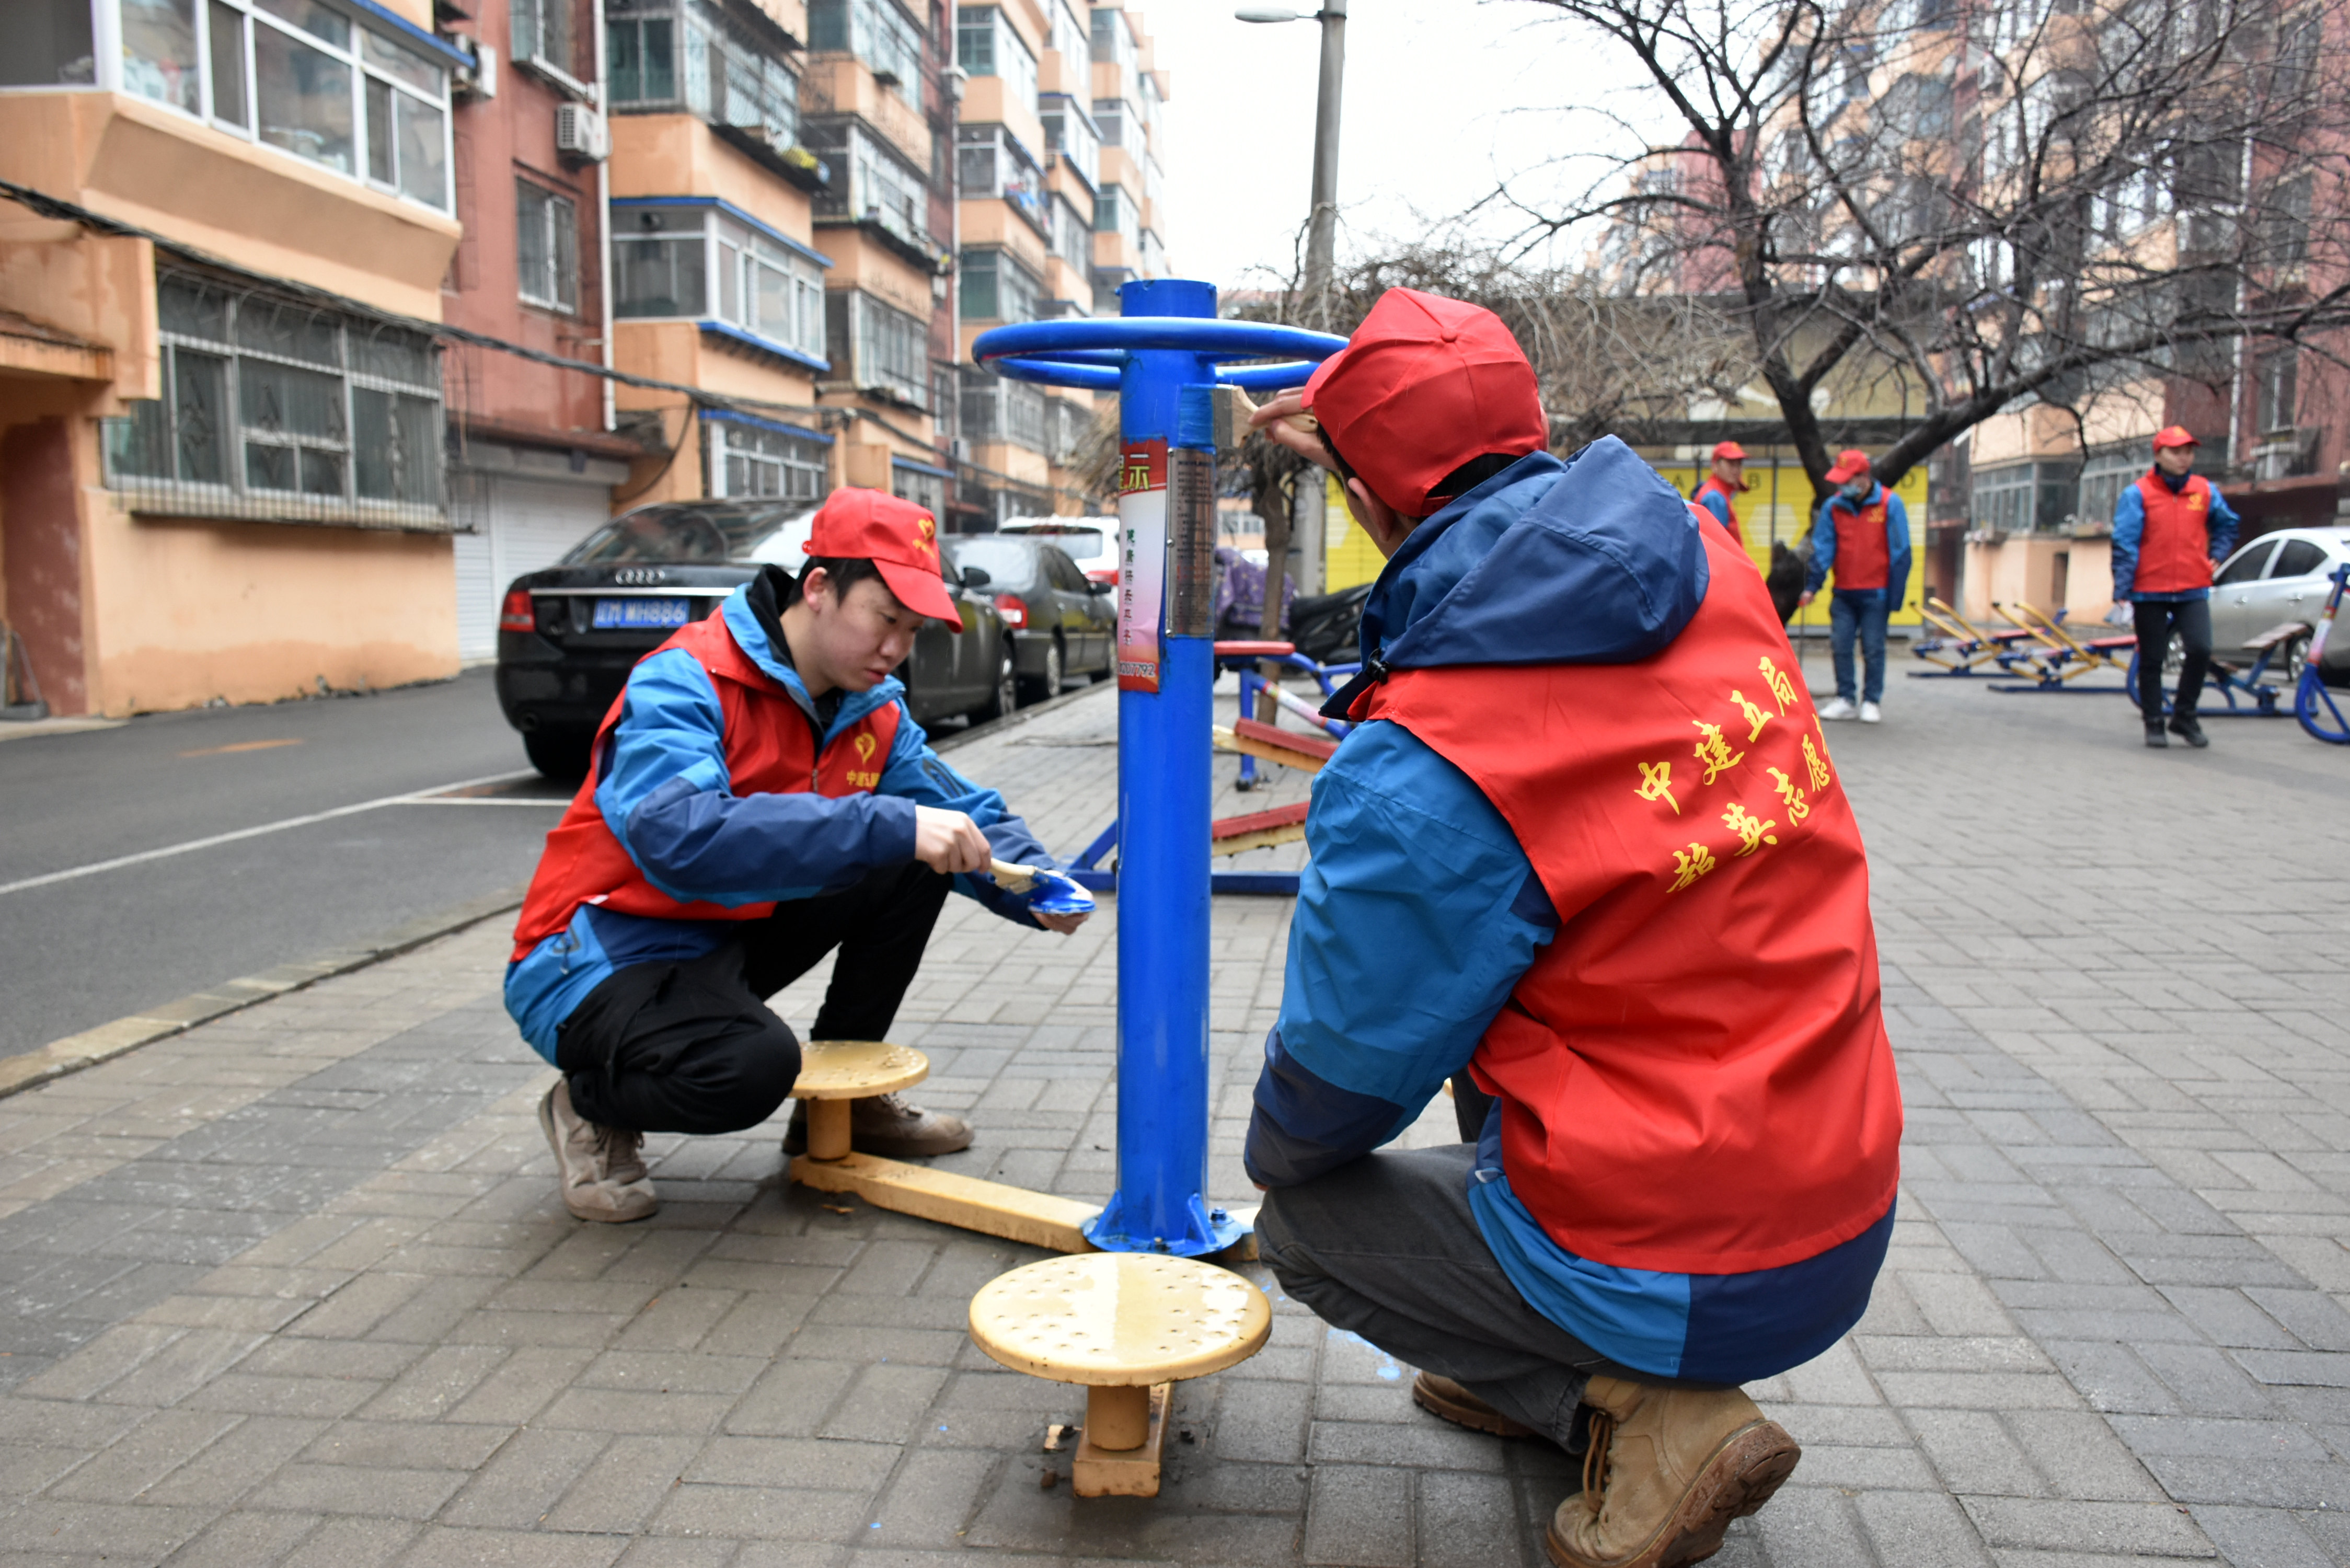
left=0, top=657, right=2345, bottom=1565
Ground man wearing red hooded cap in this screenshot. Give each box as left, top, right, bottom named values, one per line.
left=504, top=489, right=1088, bottom=1224
left=1243, top=289, right=1900, bottom=1567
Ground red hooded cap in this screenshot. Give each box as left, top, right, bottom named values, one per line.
left=1302, top=288, right=1548, bottom=516
left=807, top=488, right=962, bottom=631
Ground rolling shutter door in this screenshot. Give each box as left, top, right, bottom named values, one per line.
left=451, top=475, right=612, bottom=662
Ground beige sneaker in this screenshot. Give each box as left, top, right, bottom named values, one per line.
left=782, top=1092, right=973, bottom=1158
left=538, top=1080, right=658, bottom=1223
left=1546, top=1375, right=1800, bottom=1568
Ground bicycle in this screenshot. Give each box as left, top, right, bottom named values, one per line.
left=2296, top=563, right=2350, bottom=744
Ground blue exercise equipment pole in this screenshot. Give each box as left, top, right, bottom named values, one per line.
left=973, top=282, right=1345, bottom=1255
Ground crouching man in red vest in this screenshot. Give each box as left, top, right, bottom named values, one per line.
left=1245, top=290, right=1902, bottom=1567
left=506, top=490, right=1087, bottom=1223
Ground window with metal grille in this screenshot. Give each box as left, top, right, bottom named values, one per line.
left=104, top=271, right=445, bottom=524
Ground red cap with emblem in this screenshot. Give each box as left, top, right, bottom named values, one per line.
left=1824, top=448, right=1874, bottom=485
left=2152, top=425, right=2201, bottom=450
left=1301, top=288, right=1548, bottom=517
left=806, top=488, right=961, bottom=631
left=1712, top=440, right=1748, bottom=462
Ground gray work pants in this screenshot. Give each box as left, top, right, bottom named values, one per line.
left=1256, top=1144, right=1608, bottom=1450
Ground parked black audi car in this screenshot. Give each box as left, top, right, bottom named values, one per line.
left=943, top=534, right=1116, bottom=703
left=496, top=498, right=1017, bottom=779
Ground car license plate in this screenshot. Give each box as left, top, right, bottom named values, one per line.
left=593, top=597, right=692, bottom=630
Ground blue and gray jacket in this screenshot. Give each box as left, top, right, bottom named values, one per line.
left=504, top=581, right=1051, bottom=1062
left=1246, top=437, right=1890, bottom=1385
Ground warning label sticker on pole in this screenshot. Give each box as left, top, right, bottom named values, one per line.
left=1116, top=439, right=1168, bottom=691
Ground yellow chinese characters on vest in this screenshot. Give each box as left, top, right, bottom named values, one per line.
left=1638, top=654, right=1837, bottom=893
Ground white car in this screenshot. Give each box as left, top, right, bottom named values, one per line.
left=2207, top=526, right=2350, bottom=679
left=1000, top=518, right=1118, bottom=584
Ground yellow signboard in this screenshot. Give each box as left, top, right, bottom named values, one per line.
left=1654, top=461, right=1928, bottom=630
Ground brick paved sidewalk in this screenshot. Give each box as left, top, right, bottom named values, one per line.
left=0, top=659, right=2344, bottom=1566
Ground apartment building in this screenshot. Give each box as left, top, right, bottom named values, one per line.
left=600, top=0, right=834, bottom=513
left=441, top=0, right=636, bottom=661
left=804, top=0, right=958, bottom=522
left=1, top=0, right=474, bottom=714
left=0, top=0, right=1173, bottom=715
left=950, top=2, right=1171, bottom=529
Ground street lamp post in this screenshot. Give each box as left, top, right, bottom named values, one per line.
left=1236, top=1, right=1347, bottom=325
left=1237, top=1, right=1346, bottom=595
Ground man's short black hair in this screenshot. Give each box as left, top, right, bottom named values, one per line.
left=1319, top=430, right=1535, bottom=517
left=797, top=556, right=885, bottom=600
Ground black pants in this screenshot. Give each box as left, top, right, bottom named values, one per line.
left=2135, top=597, right=2214, bottom=719
left=555, top=861, right=951, bottom=1135
left=1260, top=1146, right=1629, bottom=1450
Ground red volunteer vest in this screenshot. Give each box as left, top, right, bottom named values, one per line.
left=1831, top=494, right=1891, bottom=590
left=511, top=611, right=902, bottom=958
left=2133, top=472, right=2217, bottom=594
left=1694, top=476, right=1744, bottom=547
left=1358, top=526, right=1902, bottom=1275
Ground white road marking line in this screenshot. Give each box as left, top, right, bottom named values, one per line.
left=393, top=797, right=569, bottom=807
left=0, top=769, right=539, bottom=897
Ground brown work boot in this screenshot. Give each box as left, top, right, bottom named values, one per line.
left=1413, top=1371, right=1537, bottom=1439
left=1545, top=1375, right=1800, bottom=1568
left=538, top=1080, right=658, bottom=1223
left=781, top=1092, right=973, bottom=1158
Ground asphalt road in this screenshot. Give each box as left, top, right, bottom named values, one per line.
left=0, top=669, right=571, bottom=1058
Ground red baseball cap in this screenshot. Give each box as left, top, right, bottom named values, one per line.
left=1824, top=448, right=1874, bottom=485
left=805, top=488, right=962, bottom=631
left=1712, top=441, right=1748, bottom=461
left=2152, top=425, right=2201, bottom=450
left=1301, top=289, right=1548, bottom=516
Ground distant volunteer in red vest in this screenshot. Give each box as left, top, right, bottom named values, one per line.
left=1244, top=289, right=1900, bottom=1568
left=505, top=490, right=1087, bottom=1223
left=1691, top=440, right=1748, bottom=547
left=2113, top=426, right=2240, bottom=749
left=1798, top=449, right=1911, bottom=724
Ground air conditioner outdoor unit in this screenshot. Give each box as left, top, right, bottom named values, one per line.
left=555, top=103, right=609, bottom=162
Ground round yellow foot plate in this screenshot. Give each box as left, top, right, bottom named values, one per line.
left=968, top=1253, right=1271, bottom=1387
left=790, top=1040, right=929, bottom=1101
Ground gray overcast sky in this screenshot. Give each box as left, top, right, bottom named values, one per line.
left=1149, top=1, right=1642, bottom=293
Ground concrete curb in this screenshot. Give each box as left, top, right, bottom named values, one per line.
left=0, top=880, right=529, bottom=1102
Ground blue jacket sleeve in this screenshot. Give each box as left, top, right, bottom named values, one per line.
left=1805, top=500, right=1838, bottom=594
left=1886, top=494, right=1913, bottom=605
left=595, top=649, right=918, bottom=906
left=2207, top=486, right=2240, bottom=563
left=2112, top=486, right=2145, bottom=599
left=875, top=706, right=1052, bottom=926
left=1695, top=489, right=1731, bottom=528
left=1244, top=722, right=1559, bottom=1187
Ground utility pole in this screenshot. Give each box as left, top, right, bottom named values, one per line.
left=1237, top=1, right=1350, bottom=597
left=1302, top=0, right=1346, bottom=327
